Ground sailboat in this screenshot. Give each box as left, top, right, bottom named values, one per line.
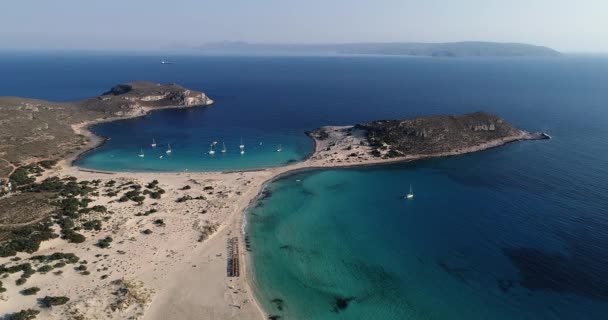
left=209, top=144, right=216, bottom=155
left=276, top=144, right=283, bottom=152
left=151, top=138, right=157, bottom=148
left=166, top=144, right=172, bottom=154
left=239, top=137, right=245, bottom=154
left=138, top=148, right=145, bottom=158
left=405, top=184, right=414, bottom=199
left=221, top=142, right=227, bottom=153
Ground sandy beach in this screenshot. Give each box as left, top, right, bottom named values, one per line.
left=0, top=121, right=543, bottom=319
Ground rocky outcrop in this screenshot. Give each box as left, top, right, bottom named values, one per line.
left=356, top=112, right=546, bottom=157
left=82, top=82, right=213, bottom=115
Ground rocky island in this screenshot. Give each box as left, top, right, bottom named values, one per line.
left=0, top=84, right=546, bottom=320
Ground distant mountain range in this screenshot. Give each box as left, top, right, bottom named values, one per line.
left=179, top=41, right=561, bottom=57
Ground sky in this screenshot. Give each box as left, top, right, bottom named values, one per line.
left=1, top=0, right=607, bottom=52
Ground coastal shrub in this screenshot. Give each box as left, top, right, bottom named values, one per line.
left=132, top=195, right=146, bottom=204
left=41, top=295, right=70, bottom=307
left=80, top=198, right=93, bottom=207
left=63, top=230, right=86, bottom=243
left=146, top=180, right=159, bottom=189
left=91, top=205, right=107, bottom=213
left=24, top=176, right=64, bottom=193
left=149, top=191, right=161, bottom=199
left=63, top=253, right=80, bottom=264
left=83, top=220, right=102, bottom=231
left=15, top=278, right=27, bottom=286
left=153, top=219, right=165, bottom=226
left=75, top=265, right=87, bottom=271
left=176, top=195, right=192, bottom=203
left=9, top=166, right=36, bottom=186
left=38, top=160, right=57, bottom=169
left=180, top=185, right=191, bottom=190
left=36, top=265, right=53, bottom=273
left=118, top=196, right=129, bottom=202
left=370, top=150, right=382, bottom=157
left=386, top=149, right=400, bottom=158
left=0, top=222, right=56, bottom=257
left=21, top=287, right=40, bottom=295
left=53, top=262, right=66, bottom=268
left=96, top=236, right=113, bottom=248
left=57, top=218, right=75, bottom=230
left=142, top=229, right=153, bottom=234
left=6, top=309, right=40, bottom=320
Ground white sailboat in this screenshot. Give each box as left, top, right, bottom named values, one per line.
left=151, top=138, right=157, bottom=148
left=239, top=137, right=245, bottom=154
left=276, top=144, right=282, bottom=152
left=208, top=144, right=216, bottom=155
left=221, top=142, right=227, bottom=153
left=166, top=144, right=172, bottom=154
left=405, top=184, right=414, bottom=199
left=138, top=148, right=145, bottom=158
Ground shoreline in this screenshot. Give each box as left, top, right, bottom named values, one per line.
left=1, top=108, right=548, bottom=319
left=65, top=102, right=214, bottom=167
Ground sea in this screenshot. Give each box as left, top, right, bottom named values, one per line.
left=1, top=51, right=608, bottom=319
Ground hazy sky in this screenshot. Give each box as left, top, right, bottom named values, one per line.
left=1, top=0, right=607, bottom=52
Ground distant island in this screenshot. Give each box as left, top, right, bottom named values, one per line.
left=0, top=83, right=548, bottom=320
left=182, top=41, right=561, bottom=57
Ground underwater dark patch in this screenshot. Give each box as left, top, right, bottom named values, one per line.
left=437, top=260, right=471, bottom=285
left=503, top=247, right=608, bottom=301
left=332, top=296, right=355, bottom=313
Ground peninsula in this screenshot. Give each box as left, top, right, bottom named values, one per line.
left=0, top=84, right=546, bottom=319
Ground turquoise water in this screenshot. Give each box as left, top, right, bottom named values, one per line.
left=78, top=110, right=312, bottom=172
left=249, top=154, right=608, bottom=319
left=2, top=53, right=608, bottom=318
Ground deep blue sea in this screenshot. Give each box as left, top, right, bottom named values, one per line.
left=2, top=52, right=608, bottom=319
